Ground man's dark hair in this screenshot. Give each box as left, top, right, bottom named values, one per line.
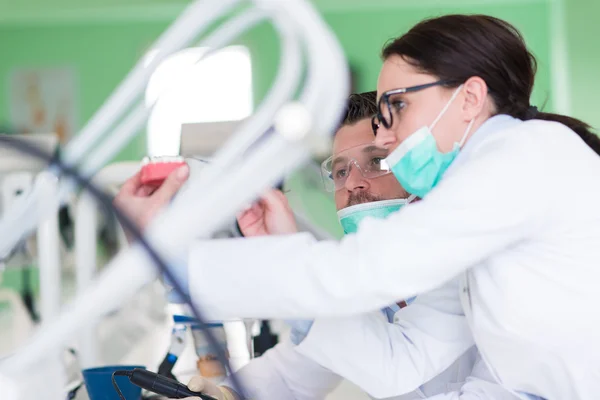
left=341, top=91, right=378, bottom=127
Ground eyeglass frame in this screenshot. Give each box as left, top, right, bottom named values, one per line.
left=371, top=80, right=457, bottom=135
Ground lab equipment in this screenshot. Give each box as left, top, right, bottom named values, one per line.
left=0, top=134, right=61, bottom=324
left=82, top=365, right=145, bottom=400
left=74, top=161, right=162, bottom=369
left=0, top=0, right=348, bottom=398
left=157, top=322, right=187, bottom=380
left=114, top=368, right=217, bottom=400
left=179, top=121, right=244, bottom=158
left=189, top=321, right=229, bottom=381
left=320, top=143, right=391, bottom=192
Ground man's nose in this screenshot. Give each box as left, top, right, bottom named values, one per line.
left=344, top=163, right=369, bottom=191
left=374, top=125, right=397, bottom=149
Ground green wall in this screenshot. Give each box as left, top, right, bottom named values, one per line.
left=566, top=0, right=600, bottom=131
left=0, top=23, right=165, bottom=160
left=325, top=3, right=552, bottom=103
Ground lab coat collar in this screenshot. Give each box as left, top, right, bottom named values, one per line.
left=446, top=114, right=521, bottom=174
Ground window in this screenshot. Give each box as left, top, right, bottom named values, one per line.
left=145, top=46, right=253, bottom=156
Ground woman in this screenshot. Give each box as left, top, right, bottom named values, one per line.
left=116, top=15, right=600, bottom=400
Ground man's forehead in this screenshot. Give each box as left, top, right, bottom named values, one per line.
left=333, top=119, right=376, bottom=156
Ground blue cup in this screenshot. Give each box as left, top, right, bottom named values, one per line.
left=82, top=365, right=145, bottom=400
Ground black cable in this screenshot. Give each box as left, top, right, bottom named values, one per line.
left=0, top=135, right=246, bottom=398
left=112, top=370, right=132, bottom=400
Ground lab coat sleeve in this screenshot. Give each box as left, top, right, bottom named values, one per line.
left=295, top=279, right=474, bottom=399
left=220, top=338, right=342, bottom=400
left=188, top=135, right=548, bottom=319
left=423, top=354, right=520, bottom=400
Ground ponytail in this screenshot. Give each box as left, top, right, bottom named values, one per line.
left=524, top=110, right=600, bottom=156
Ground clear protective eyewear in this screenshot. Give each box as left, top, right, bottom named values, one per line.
left=321, top=143, right=392, bottom=192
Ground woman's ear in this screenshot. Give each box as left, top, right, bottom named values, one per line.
left=461, top=76, right=489, bottom=122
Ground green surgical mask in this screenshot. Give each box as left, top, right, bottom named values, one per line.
left=337, top=196, right=416, bottom=234
left=385, top=85, right=473, bottom=198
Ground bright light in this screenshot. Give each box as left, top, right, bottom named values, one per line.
left=145, top=46, right=253, bottom=156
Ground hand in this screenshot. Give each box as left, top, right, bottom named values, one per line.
left=113, top=164, right=189, bottom=237
left=179, top=376, right=240, bottom=400
left=237, top=189, right=297, bottom=237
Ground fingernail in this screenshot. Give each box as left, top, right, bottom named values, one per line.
left=176, top=165, right=189, bottom=181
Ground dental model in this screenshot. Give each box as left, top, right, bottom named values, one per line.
left=140, top=156, right=186, bottom=186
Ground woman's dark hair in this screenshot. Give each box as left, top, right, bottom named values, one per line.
left=382, top=14, right=600, bottom=155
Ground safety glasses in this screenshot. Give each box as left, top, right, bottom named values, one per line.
left=321, top=143, right=392, bottom=192
left=372, top=80, right=455, bottom=134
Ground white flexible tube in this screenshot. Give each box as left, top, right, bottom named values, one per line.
left=79, top=9, right=268, bottom=179
left=62, top=0, right=242, bottom=166
left=34, top=171, right=64, bottom=400
left=291, top=0, right=348, bottom=135
left=0, top=3, right=263, bottom=262
left=36, top=172, right=62, bottom=323
left=3, top=129, right=311, bottom=376
left=3, top=245, right=155, bottom=374
left=1, top=0, right=349, bottom=387
left=149, top=8, right=269, bottom=110
left=75, top=161, right=140, bottom=368
left=74, top=191, right=99, bottom=368
left=208, top=9, right=303, bottom=175
left=223, top=320, right=251, bottom=371
left=78, top=104, right=149, bottom=179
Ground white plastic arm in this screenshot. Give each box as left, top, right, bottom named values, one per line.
left=0, top=1, right=349, bottom=393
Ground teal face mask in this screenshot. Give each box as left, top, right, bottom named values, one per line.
left=384, top=85, right=474, bottom=198
left=337, top=197, right=415, bottom=234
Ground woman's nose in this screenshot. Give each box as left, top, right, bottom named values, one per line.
left=374, top=125, right=397, bottom=149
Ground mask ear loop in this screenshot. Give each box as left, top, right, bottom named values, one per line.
left=429, top=84, right=464, bottom=131
left=406, top=194, right=418, bottom=204
left=458, top=119, right=475, bottom=148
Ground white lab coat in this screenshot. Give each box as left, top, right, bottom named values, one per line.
left=222, top=281, right=515, bottom=399
left=293, top=279, right=476, bottom=398
left=188, top=116, right=600, bottom=399
left=224, top=340, right=499, bottom=400
left=222, top=279, right=513, bottom=399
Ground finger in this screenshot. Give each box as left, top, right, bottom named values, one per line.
left=273, top=189, right=292, bottom=208
left=237, top=204, right=264, bottom=234
left=152, top=164, right=189, bottom=205
left=262, top=189, right=291, bottom=213
left=187, top=376, right=207, bottom=392
left=236, top=201, right=263, bottom=219
left=135, top=184, right=156, bottom=197
left=187, top=376, right=223, bottom=398
left=118, top=170, right=143, bottom=195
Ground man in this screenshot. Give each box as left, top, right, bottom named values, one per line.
left=115, top=93, right=516, bottom=399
